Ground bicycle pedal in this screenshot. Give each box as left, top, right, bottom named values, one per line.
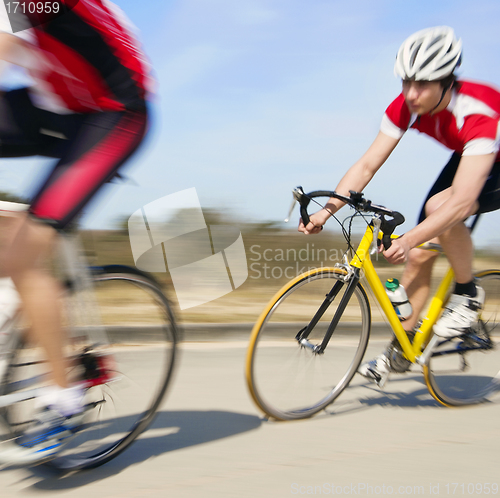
left=361, top=367, right=390, bottom=389
left=370, top=369, right=389, bottom=389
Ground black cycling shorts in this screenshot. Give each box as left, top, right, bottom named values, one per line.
left=418, top=152, right=500, bottom=223
left=0, top=88, right=148, bottom=229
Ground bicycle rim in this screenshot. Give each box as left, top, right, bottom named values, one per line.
left=246, top=268, right=370, bottom=420
left=424, top=270, right=500, bottom=406
left=3, top=266, right=178, bottom=470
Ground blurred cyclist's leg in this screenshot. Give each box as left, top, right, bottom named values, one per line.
left=400, top=246, right=439, bottom=331
left=24, top=108, right=148, bottom=386
left=0, top=89, right=68, bottom=386
left=2, top=214, right=68, bottom=386
left=0, top=98, right=148, bottom=463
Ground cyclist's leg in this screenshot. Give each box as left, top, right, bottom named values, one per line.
left=0, top=89, right=77, bottom=388
left=0, top=90, right=82, bottom=462
left=427, top=161, right=500, bottom=337
left=29, top=108, right=148, bottom=227
left=400, top=247, right=439, bottom=331
left=418, top=155, right=500, bottom=287
left=424, top=188, right=476, bottom=281
left=401, top=153, right=462, bottom=323
left=0, top=88, right=63, bottom=372
left=23, top=108, right=148, bottom=384
left=359, top=251, right=439, bottom=382
left=0, top=106, right=148, bottom=462
left=2, top=216, right=68, bottom=386
left=0, top=88, right=57, bottom=157
left=475, top=161, right=500, bottom=214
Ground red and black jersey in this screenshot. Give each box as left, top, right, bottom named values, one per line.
left=2, top=0, right=152, bottom=113
left=381, top=80, right=500, bottom=161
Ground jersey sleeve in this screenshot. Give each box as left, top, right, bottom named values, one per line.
left=0, top=5, right=36, bottom=42
left=380, top=93, right=410, bottom=140
left=461, top=114, right=500, bottom=156
left=0, top=8, right=37, bottom=80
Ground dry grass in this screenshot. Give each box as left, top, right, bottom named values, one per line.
left=77, top=229, right=500, bottom=324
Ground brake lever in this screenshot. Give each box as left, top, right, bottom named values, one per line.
left=380, top=211, right=405, bottom=250
left=284, top=196, right=297, bottom=223
left=285, top=187, right=305, bottom=222
left=369, top=217, right=381, bottom=255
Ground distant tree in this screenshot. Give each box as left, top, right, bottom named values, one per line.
left=0, top=191, right=29, bottom=204
left=115, top=206, right=279, bottom=236
left=114, top=215, right=130, bottom=233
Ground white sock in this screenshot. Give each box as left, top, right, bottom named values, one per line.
left=37, top=384, right=84, bottom=417
left=0, top=277, right=20, bottom=320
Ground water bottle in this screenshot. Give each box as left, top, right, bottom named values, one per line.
left=385, top=278, right=412, bottom=321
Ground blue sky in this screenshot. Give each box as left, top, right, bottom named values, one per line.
left=2, top=0, right=500, bottom=246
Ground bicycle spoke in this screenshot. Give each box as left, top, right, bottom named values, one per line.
left=246, top=268, right=370, bottom=420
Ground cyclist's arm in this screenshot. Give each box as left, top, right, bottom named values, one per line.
left=0, top=32, right=32, bottom=72
left=299, top=131, right=400, bottom=233
left=384, top=153, right=496, bottom=263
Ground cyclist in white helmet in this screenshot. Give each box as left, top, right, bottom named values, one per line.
left=299, top=26, right=500, bottom=387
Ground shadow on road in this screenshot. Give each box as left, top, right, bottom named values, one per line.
left=23, top=409, right=261, bottom=491
left=318, top=374, right=442, bottom=419
left=320, top=372, right=499, bottom=419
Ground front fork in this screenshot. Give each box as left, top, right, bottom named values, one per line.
left=296, top=268, right=362, bottom=354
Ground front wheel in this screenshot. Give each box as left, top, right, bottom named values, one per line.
left=424, top=270, right=500, bottom=406
left=246, top=268, right=371, bottom=420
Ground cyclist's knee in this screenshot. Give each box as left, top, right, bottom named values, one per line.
left=424, top=189, right=451, bottom=217
left=407, top=246, right=439, bottom=268
left=3, top=218, right=56, bottom=277
left=425, top=189, right=478, bottom=220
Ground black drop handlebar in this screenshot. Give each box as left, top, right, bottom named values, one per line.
left=293, top=186, right=405, bottom=250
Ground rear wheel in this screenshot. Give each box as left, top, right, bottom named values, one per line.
left=2, top=265, right=178, bottom=470
left=424, top=270, right=500, bottom=406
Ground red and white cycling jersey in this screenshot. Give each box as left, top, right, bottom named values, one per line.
left=381, top=80, right=500, bottom=161
left=0, top=0, right=153, bottom=114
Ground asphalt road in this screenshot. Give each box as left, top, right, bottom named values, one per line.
left=1, top=336, right=500, bottom=497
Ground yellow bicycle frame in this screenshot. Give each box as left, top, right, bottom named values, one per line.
left=350, top=224, right=454, bottom=363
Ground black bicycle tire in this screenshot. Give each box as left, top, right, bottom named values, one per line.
left=41, top=265, right=179, bottom=470
left=246, top=267, right=371, bottom=420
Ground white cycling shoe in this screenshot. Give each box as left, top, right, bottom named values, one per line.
left=433, top=286, right=485, bottom=338
left=0, top=277, right=20, bottom=340
left=358, top=330, right=415, bottom=388
left=358, top=353, right=391, bottom=388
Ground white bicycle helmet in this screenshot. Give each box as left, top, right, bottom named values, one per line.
left=395, top=26, right=462, bottom=81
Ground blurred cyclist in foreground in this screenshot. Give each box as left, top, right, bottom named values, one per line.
left=0, top=0, right=152, bottom=464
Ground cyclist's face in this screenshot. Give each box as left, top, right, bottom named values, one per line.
left=402, top=80, right=442, bottom=115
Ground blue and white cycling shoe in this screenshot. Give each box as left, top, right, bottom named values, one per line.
left=0, top=386, right=84, bottom=466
